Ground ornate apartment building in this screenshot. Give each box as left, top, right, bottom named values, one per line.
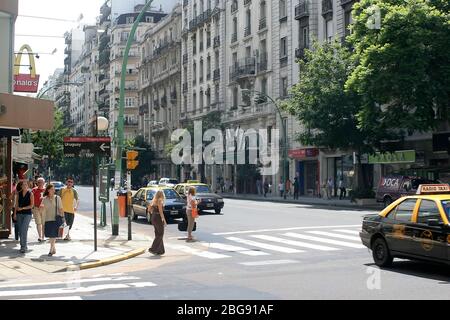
left=139, top=4, right=182, bottom=178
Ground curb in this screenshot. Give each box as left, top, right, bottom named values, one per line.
left=57, top=247, right=146, bottom=273
left=222, top=195, right=382, bottom=211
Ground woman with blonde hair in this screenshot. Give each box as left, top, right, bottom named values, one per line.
left=147, top=190, right=167, bottom=255
left=40, top=184, right=64, bottom=256
left=186, top=186, right=198, bottom=242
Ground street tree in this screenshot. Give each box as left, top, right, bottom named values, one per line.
left=347, top=0, right=450, bottom=139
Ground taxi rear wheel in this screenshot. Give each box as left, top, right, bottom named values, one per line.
left=372, top=238, right=393, bottom=267
left=131, top=207, right=138, bottom=221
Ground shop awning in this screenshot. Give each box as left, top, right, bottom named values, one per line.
left=0, top=93, right=54, bottom=131
left=0, top=127, right=20, bottom=137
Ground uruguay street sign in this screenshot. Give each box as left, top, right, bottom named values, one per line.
left=63, top=137, right=111, bottom=158
left=99, top=166, right=109, bottom=202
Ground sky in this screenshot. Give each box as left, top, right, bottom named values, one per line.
left=14, top=0, right=179, bottom=95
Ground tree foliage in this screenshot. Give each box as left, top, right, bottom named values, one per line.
left=347, top=0, right=450, bottom=138
left=284, top=41, right=372, bottom=153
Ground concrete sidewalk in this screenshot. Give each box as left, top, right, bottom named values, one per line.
left=0, top=214, right=148, bottom=278
left=221, top=193, right=383, bottom=210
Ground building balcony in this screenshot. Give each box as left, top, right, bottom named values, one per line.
left=340, top=0, right=357, bottom=7
left=231, top=2, right=238, bottom=13
left=322, top=0, right=333, bottom=18
left=223, top=102, right=275, bottom=123
left=295, top=47, right=307, bottom=59
left=139, top=103, right=149, bottom=116
left=257, top=54, right=268, bottom=73
left=280, top=56, right=288, bottom=68
left=99, top=74, right=109, bottom=83
left=244, top=27, right=251, bottom=37
left=229, top=57, right=256, bottom=82
left=124, top=119, right=139, bottom=126
left=213, top=36, right=220, bottom=48
left=259, top=17, right=267, bottom=30
left=213, top=68, right=220, bottom=81
left=295, top=1, right=309, bottom=20
left=183, top=0, right=188, bottom=7
left=183, top=53, right=188, bottom=64
left=231, top=33, right=238, bottom=44
left=189, top=18, right=197, bottom=30
left=170, top=90, right=177, bottom=101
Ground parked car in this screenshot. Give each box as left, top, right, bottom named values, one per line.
left=174, top=181, right=224, bottom=214
left=376, top=175, right=438, bottom=207
left=158, top=178, right=179, bottom=187
left=50, top=181, right=66, bottom=193
left=131, top=186, right=186, bottom=223
left=360, top=183, right=450, bottom=267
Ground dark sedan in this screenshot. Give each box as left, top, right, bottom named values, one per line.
left=175, top=183, right=224, bottom=214
left=131, top=187, right=186, bottom=223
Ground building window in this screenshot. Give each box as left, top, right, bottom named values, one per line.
left=245, top=10, right=251, bottom=36
left=232, top=87, right=238, bottom=109
left=280, top=77, right=288, bottom=98
left=280, top=37, right=287, bottom=57
left=344, top=10, right=353, bottom=36
left=126, top=16, right=134, bottom=24
left=145, top=16, right=153, bottom=23
left=326, top=19, right=333, bottom=42
left=193, top=92, right=197, bottom=110
left=215, top=84, right=220, bottom=103
left=301, top=26, right=309, bottom=48
left=279, top=0, right=287, bottom=20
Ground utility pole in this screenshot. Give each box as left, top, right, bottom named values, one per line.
left=113, top=0, right=154, bottom=235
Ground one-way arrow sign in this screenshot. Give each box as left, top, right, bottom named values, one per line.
left=63, top=137, right=111, bottom=158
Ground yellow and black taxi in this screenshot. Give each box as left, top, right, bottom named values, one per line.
left=360, top=184, right=450, bottom=267
left=174, top=180, right=224, bottom=214
left=131, top=185, right=186, bottom=223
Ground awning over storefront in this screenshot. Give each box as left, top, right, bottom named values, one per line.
left=0, top=128, right=20, bottom=137
left=0, top=93, right=54, bottom=130
left=288, top=148, right=319, bottom=159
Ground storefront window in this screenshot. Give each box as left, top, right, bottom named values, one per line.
left=0, top=138, right=8, bottom=230
left=336, top=155, right=354, bottom=192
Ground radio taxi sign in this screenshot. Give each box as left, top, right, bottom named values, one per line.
left=64, top=137, right=111, bottom=158
left=416, top=184, right=450, bottom=195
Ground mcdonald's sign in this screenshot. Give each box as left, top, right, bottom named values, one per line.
left=13, top=44, right=40, bottom=93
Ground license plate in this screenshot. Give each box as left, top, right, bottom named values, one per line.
left=170, top=210, right=178, bottom=215
left=207, top=203, right=214, bottom=208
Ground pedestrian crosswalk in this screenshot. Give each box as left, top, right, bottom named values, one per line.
left=171, top=227, right=364, bottom=261
left=0, top=273, right=157, bottom=300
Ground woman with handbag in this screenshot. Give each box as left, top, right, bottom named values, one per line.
left=186, top=187, right=199, bottom=242
left=14, top=181, right=34, bottom=254
left=147, top=190, right=167, bottom=256
left=40, top=184, right=64, bottom=256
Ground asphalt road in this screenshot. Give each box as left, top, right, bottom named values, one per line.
left=1, top=186, right=449, bottom=300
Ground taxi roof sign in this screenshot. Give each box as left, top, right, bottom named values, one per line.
left=416, top=184, right=450, bottom=195
left=187, top=180, right=200, bottom=184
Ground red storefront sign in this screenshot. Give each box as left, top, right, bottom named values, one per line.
left=13, top=44, right=40, bottom=93
left=288, top=148, right=319, bottom=159
left=13, top=74, right=40, bottom=93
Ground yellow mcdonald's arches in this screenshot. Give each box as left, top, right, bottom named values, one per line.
left=14, top=44, right=37, bottom=77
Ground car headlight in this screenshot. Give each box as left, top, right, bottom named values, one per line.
left=217, top=198, right=224, bottom=202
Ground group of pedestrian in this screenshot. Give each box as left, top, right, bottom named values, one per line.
left=147, top=186, right=199, bottom=256
left=11, top=176, right=79, bottom=256
left=321, top=177, right=347, bottom=200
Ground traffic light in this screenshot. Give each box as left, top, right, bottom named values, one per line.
left=126, top=150, right=139, bottom=170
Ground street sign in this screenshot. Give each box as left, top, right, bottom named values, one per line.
left=63, top=137, right=111, bottom=158
left=99, top=166, right=109, bottom=202
left=126, top=150, right=139, bottom=170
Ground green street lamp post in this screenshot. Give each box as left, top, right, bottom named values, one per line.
left=36, top=82, right=84, bottom=99
left=113, top=0, right=154, bottom=235
left=241, top=89, right=288, bottom=199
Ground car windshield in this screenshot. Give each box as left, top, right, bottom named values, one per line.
left=168, top=179, right=179, bottom=184
left=146, top=189, right=180, bottom=200
left=441, top=200, right=450, bottom=220
left=195, top=185, right=211, bottom=193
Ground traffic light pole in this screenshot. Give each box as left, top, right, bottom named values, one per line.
left=113, top=0, right=154, bottom=236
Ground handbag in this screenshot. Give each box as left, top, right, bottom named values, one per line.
left=54, top=197, right=68, bottom=238
left=178, top=219, right=197, bottom=232
left=191, top=207, right=199, bottom=218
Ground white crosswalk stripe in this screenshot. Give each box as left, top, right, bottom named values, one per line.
left=199, top=242, right=270, bottom=256
left=168, top=244, right=231, bottom=259
left=226, top=237, right=304, bottom=253
left=333, top=229, right=361, bottom=235
left=250, top=235, right=340, bottom=251
left=306, top=231, right=362, bottom=242
left=283, top=232, right=366, bottom=249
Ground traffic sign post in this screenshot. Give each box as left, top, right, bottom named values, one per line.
left=99, top=166, right=109, bottom=227
left=63, top=136, right=112, bottom=251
